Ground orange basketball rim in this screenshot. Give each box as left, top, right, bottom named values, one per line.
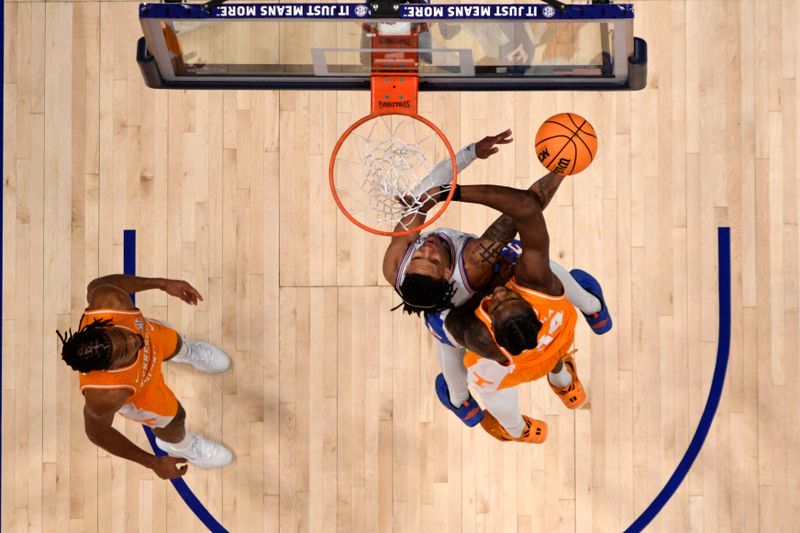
left=328, top=24, right=457, bottom=237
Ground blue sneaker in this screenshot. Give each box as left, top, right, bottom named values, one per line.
left=435, top=374, right=484, bottom=427
left=569, top=269, right=613, bottom=335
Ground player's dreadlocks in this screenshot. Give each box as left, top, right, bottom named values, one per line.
left=57, top=318, right=115, bottom=372
left=392, top=274, right=457, bottom=316
left=492, top=306, right=541, bottom=355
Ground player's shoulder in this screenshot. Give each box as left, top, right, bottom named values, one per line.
left=86, top=284, right=136, bottom=311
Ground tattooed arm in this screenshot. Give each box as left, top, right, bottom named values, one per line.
left=529, top=172, right=566, bottom=210
left=462, top=172, right=566, bottom=288
left=382, top=131, right=514, bottom=285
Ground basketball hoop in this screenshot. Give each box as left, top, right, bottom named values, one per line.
left=329, top=23, right=457, bottom=237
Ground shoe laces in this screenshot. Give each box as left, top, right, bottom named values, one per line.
left=189, top=434, right=216, bottom=457
left=189, top=342, right=213, bottom=365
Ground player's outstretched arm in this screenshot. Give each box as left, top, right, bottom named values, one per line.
left=529, top=171, right=567, bottom=210
left=456, top=184, right=553, bottom=289
left=464, top=171, right=565, bottom=286
left=87, top=275, right=203, bottom=306
left=381, top=130, right=513, bottom=285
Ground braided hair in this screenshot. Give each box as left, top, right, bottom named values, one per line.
left=492, top=306, right=541, bottom=355
left=57, top=318, right=115, bottom=372
left=393, top=273, right=457, bottom=316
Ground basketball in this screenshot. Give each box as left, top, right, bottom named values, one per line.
left=534, top=113, right=598, bottom=175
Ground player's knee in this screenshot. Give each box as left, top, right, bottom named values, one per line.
left=163, top=403, right=186, bottom=431
left=174, top=403, right=186, bottom=424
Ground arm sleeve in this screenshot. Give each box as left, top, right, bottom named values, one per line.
left=411, top=143, right=477, bottom=196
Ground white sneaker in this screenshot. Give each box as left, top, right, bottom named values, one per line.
left=155, top=432, right=234, bottom=468
left=171, top=340, right=231, bottom=373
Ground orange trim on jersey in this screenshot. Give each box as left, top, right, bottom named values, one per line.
left=84, top=308, right=143, bottom=315
left=80, top=384, right=137, bottom=394
left=506, top=277, right=566, bottom=300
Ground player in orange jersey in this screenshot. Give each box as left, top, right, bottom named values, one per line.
left=57, top=274, right=233, bottom=479
left=384, top=142, right=610, bottom=429
left=442, top=182, right=612, bottom=443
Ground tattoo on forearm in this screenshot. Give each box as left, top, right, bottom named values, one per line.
left=475, top=214, right=517, bottom=264
left=530, top=173, right=565, bottom=209
left=477, top=241, right=504, bottom=263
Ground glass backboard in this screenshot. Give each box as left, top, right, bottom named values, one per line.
left=138, top=2, right=647, bottom=90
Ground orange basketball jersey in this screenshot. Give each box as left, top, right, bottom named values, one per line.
left=78, top=309, right=178, bottom=400
left=464, top=277, right=577, bottom=389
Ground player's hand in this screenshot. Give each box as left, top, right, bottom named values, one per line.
left=475, top=129, right=513, bottom=159
left=150, top=455, right=189, bottom=479
left=161, top=279, right=204, bottom=305
left=396, top=185, right=448, bottom=211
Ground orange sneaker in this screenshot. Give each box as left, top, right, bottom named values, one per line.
left=480, top=411, right=548, bottom=444
left=548, top=355, right=586, bottom=409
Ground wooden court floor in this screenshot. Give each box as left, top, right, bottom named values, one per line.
left=3, top=0, right=799, bottom=531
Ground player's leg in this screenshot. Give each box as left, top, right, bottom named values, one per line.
left=478, top=387, right=526, bottom=437
left=549, top=261, right=601, bottom=314
left=433, top=342, right=485, bottom=427
left=427, top=310, right=485, bottom=426
left=477, top=387, right=547, bottom=444
left=140, top=324, right=234, bottom=467
left=151, top=402, right=187, bottom=442
left=549, top=261, right=613, bottom=334
left=547, top=353, right=586, bottom=409
left=148, top=393, right=234, bottom=468
left=464, top=353, right=547, bottom=443
left=163, top=331, right=231, bottom=373
left=436, top=342, right=469, bottom=406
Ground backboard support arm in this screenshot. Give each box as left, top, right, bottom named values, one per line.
left=202, top=0, right=227, bottom=13
left=541, top=0, right=567, bottom=13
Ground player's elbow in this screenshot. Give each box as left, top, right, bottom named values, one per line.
left=84, top=420, right=106, bottom=446
left=83, top=407, right=112, bottom=443
left=514, top=191, right=543, bottom=222
left=87, top=275, right=119, bottom=292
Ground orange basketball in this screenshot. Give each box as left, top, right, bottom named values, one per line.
left=534, top=113, right=598, bottom=175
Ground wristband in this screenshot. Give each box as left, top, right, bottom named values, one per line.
left=450, top=184, right=462, bottom=202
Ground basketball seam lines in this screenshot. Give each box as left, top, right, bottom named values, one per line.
left=569, top=120, right=596, bottom=160
left=566, top=113, right=597, bottom=138
left=537, top=119, right=595, bottom=170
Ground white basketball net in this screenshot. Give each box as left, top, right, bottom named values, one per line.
left=332, top=115, right=454, bottom=232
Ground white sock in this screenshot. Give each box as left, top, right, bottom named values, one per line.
left=172, top=337, right=191, bottom=360
left=548, top=363, right=573, bottom=388
left=436, top=343, right=469, bottom=407
left=477, top=387, right=526, bottom=438
left=504, top=417, right=527, bottom=438
left=549, top=261, right=602, bottom=315
left=162, top=431, right=193, bottom=451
